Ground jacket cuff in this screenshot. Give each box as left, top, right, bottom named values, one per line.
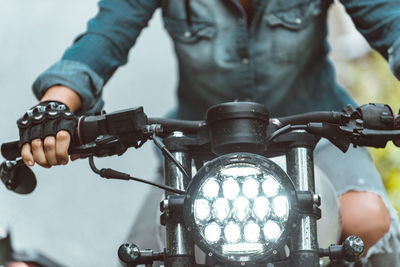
left=32, top=60, right=105, bottom=115
left=389, top=37, right=400, bottom=80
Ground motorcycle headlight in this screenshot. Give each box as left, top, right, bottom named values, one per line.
left=184, top=153, right=298, bottom=264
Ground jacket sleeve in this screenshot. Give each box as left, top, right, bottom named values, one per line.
left=339, top=0, right=400, bottom=79
left=33, top=0, right=160, bottom=115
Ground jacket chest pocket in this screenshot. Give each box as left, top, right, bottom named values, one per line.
left=163, top=17, right=216, bottom=69
left=264, top=0, right=325, bottom=64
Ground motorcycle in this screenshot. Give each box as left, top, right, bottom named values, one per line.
left=1, top=101, right=399, bottom=267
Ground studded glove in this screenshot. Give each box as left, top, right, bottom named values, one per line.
left=17, top=101, right=77, bottom=148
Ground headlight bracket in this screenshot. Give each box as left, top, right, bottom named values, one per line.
left=297, top=191, right=322, bottom=219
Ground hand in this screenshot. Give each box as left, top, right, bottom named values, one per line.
left=21, top=130, right=71, bottom=167
left=18, top=101, right=77, bottom=168
left=19, top=86, right=82, bottom=167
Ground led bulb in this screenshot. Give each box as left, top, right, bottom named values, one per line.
left=272, top=196, right=289, bottom=218
left=244, top=221, right=260, bottom=242
left=213, top=198, right=230, bottom=222
left=262, top=177, right=280, bottom=197
left=223, top=178, right=240, bottom=200
left=253, top=196, right=270, bottom=220
left=194, top=199, right=211, bottom=221
left=203, top=178, right=220, bottom=198
left=263, top=221, right=281, bottom=241
left=204, top=222, right=221, bottom=243
left=242, top=178, right=259, bottom=199
left=224, top=222, right=241, bottom=243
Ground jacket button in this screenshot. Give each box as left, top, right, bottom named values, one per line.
left=295, top=18, right=302, bottom=24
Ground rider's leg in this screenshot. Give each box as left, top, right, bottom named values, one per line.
left=315, top=140, right=400, bottom=266
left=339, top=191, right=391, bottom=254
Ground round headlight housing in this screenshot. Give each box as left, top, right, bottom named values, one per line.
left=184, top=153, right=298, bottom=264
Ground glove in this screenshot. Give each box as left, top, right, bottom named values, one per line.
left=17, top=101, right=77, bottom=148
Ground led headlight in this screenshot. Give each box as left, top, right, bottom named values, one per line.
left=184, top=153, right=298, bottom=264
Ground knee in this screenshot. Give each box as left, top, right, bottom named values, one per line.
left=340, top=191, right=391, bottom=253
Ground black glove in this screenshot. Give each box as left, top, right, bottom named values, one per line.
left=17, top=101, right=77, bottom=148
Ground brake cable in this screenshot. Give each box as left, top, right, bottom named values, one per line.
left=88, top=156, right=185, bottom=195
left=266, top=124, right=308, bottom=143
left=151, top=133, right=191, bottom=182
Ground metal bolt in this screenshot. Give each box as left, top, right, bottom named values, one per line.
left=160, top=199, right=169, bottom=212
left=313, top=194, right=321, bottom=206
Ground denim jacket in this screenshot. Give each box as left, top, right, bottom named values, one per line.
left=32, top=0, right=400, bottom=118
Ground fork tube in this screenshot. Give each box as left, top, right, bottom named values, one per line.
left=164, top=137, right=194, bottom=266
left=286, top=140, right=319, bottom=266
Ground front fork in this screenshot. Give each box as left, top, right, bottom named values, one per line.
left=285, top=131, right=365, bottom=266
left=163, top=137, right=195, bottom=266
left=286, top=143, right=320, bottom=266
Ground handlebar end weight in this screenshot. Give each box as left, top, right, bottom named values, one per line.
left=0, top=160, right=37, bottom=194
left=118, top=243, right=140, bottom=265
left=343, top=235, right=364, bottom=262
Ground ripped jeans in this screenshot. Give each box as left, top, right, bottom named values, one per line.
left=127, top=140, right=400, bottom=266
left=315, top=140, right=400, bottom=266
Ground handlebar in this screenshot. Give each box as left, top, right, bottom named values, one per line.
left=1, top=102, right=399, bottom=196
left=1, top=103, right=400, bottom=161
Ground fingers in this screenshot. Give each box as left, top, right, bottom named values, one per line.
left=44, top=136, right=58, bottom=166
left=21, top=143, right=34, bottom=167
left=31, top=139, right=50, bottom=168
left=55, top=130, right=70, bottom=165
left=20, top=130, right=71, bottom=167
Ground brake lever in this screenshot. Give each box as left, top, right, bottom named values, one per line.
left=69, top=136, right=128, bottom=158
left=346, top=128, right=400, bottom=148
left=305, top=122, right=400, bottom=152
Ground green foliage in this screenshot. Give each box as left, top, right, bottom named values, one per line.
left=343, top=52, right=400, bottom=212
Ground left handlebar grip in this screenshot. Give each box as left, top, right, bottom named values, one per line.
left=1, top=141, right=20, bottom=160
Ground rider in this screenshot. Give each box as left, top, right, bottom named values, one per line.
left=15, top=0, right=400, bottom=266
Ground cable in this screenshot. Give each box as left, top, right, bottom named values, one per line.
left=88, top=156, right=185, bottom=195
left=266, top=125, right=307, bottom=143
left=151, top=133, right=191, bottom=182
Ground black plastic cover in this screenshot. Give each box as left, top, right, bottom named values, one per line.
left=206, top=102, right=269, bottom=155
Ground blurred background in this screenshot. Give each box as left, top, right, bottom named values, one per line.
left=0, top=0, right=176, bottom=266
left=0, top=1, right=399, bottom=266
